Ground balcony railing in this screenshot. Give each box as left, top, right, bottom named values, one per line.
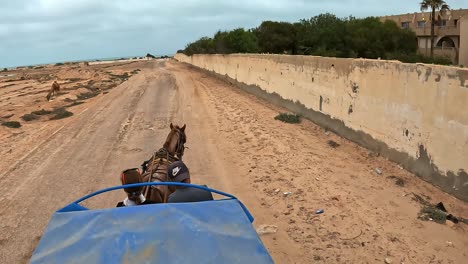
left=410, top=25, right=459, bottom=36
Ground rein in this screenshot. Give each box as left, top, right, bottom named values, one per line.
left=142, top=126, right=186, bottom=202
left=173, top=128, right=186, bottom=160
left=143, top=148, right=178, bottom=199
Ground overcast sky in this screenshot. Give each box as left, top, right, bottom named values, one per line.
left=0, top=0, right=465, bottom=67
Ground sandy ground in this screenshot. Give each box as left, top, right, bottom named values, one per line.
left=0, top=60, right=467, bottom=264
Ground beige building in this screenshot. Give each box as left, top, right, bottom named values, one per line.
left=380, top=9, right=468, bottom=66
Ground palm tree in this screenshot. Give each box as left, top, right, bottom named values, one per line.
left=420, top=0, right=450, bottom=58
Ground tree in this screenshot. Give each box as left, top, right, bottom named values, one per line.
left=256, top=21, right=297, bottom=54
left=420, top=0, right=450, bottom=58
left=296, top=13, right=348, bottom=57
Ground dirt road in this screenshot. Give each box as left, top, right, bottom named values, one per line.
left=0, top=60, right=467, bottom=263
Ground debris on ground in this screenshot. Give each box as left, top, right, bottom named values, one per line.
left=274, top=113, right=301, bottom=124
left=327, top=140, right=340, bottom=148
left=435, top=202, right=461, bottom=224
left=315, top=209, right=324, bottom=214
left=256, top=225, right=278, bottom=235
left=411, top=193, right=431, bottom=206
left=384, top=257, right=392, bottom=264
left=274, top=189, right=280, bottom=193
left=387, top=175, right=405, bottom=187
left=375, top=168, right=382, bottom=175
left=283, top=192, right=292, bottom=197
left=446, top=241, right=454, bottom=247
left=418, top=206, right=447, bottom=224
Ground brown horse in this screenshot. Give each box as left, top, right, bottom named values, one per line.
left=46, top=81, right=60, bottom=101
left=140, top=123, right=187, bottom=203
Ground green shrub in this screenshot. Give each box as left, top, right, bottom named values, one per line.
left=274, top=113, right=301, bottom=123
left=49, top=108, right=73, bottom=120
left=21, top=114, right=39, bottom=121
left=32, top=109, right=52, bottom=115
left=76, top=92, right=99, bottom=100
left=2, top=121, right=21, bottom=128
left=418, top=206, right=447, bottom=224
left=65, top=101, right=84, bottom=108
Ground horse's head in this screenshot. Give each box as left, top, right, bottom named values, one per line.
left=163, top=123, right=187, bottom=160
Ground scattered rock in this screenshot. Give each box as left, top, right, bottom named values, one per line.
left=289, top=219, right=295, bottom=224
left=446, top=241, right=454, bottom=247
left=274, top=189, right=280, bottom=193
left=256, top=225, right=278, bottom=235
left=283, top=192, right=292, bottom=197
left=385, top=257, right=392, bottom=264
left=325, top=131, right=331, bottom=136
left=287, top=204, right=293, bottom=208
left=375, top=168, right=382, bottom=175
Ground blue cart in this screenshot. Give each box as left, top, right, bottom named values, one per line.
left=30, top=182, right=274, bottom=263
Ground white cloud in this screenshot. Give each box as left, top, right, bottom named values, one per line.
left=0, top=0, right=465, bottom=67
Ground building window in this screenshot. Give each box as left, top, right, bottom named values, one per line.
left=454, top=19, right=458, bottom=27
left=437, top=20, right=447, bottom=27
left=401, top=22, right=410, bottom=28
left=417, top=21, right=426, bottom=28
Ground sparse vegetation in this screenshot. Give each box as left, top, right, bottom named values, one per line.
left=418, top=206, right=447, bottom=224
left=1, top=121, right=21, bottom=128
left=274, top=113, right=301, bottom=123
left=146, top=53, right=156, bottom=58
left=76, top=91, right=100, bottom=100
left=54, top=63, right=64, bottom=66
left=2, top=68, right=7, bottom=72
left=49, top=108, right=73, bottom=120
left=109, top=72, right=129, bottom=80
left=65, top=101, right=84, bottom=108
left=67, top=78, right=82, bottom=82
left=327, top=140, right=340, bottom=148
left=21, top=114, right=39, bottom=121
left=32, top=109, right=52, bottom=115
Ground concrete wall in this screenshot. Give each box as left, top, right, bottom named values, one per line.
left=460, top=16, right=468, bottom=67
left=175, top=53, right=468, bottom=201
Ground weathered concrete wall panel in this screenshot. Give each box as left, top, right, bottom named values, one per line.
left=459, top=16, right=468, bottom=67
left=175, top=53, right=468, bottom=201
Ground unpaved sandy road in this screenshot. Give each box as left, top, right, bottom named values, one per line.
left=0, top=60, right=467, bottom=263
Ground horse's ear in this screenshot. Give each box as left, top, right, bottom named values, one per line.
left=170, top=123, right=174, bottom=129
left=181, top=124, right=186, bottom=131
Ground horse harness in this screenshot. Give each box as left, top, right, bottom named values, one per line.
left=143, top=148, right=179, bottom=199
